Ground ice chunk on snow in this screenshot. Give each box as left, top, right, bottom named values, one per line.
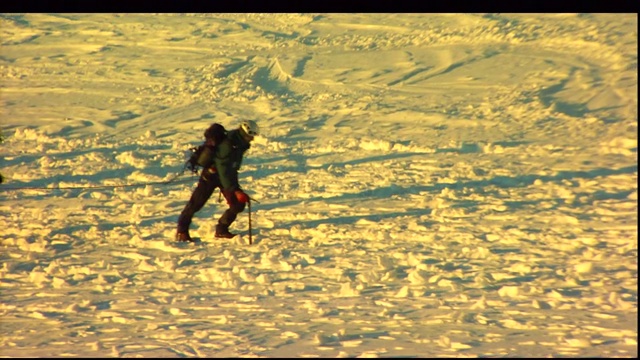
left=407, top=268, right=430, bottom=285
left=498, top=285, right=520, bottom=298
left=574, top=262, right=594, bottom=274
left=358, top=138, right=393, bottom=151
left=337, top=282, right=360, bottom=297
left=376, top=255, right=395, bottom=270
left=395, top=285, right=410, bottom=298
left=256, top=273, right=272, bottom=285
left=564, top=337, right=591, bottom=348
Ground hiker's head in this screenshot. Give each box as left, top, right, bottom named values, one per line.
left=240, top=120, right=259, bottom=141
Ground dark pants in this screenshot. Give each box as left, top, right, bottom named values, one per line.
left=177, top=169, right=245, bottom=233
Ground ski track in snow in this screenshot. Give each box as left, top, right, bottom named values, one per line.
left=0, top=13, right=637, bottom=357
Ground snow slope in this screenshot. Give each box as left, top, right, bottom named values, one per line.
left=0, top=13, right=637, bottom=357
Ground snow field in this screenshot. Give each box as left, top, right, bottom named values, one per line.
left=1, top=13, right=637, bottom=358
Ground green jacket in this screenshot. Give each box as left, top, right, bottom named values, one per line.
left=214, top=129, right=251, bottom=191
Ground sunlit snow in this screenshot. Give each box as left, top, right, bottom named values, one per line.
left=0, top=13, right=637, bottom=357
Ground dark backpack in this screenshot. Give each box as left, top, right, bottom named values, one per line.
left=186, top=123, right=227, bottom=174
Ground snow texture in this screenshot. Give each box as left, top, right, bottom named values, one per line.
left=0, top=13, right=637, bottom=357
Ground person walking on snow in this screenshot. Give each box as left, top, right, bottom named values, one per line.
left=176, top=120, right=259, bottom=242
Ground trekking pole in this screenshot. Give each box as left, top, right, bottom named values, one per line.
left=248, top=199, right=252, bottom=245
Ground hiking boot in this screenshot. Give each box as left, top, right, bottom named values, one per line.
left=176, top=230, right=193, bottom=242
left=215, top=224, right=236, bottom=239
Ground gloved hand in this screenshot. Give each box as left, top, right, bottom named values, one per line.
left=235, top=189, right=250, bottom=203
